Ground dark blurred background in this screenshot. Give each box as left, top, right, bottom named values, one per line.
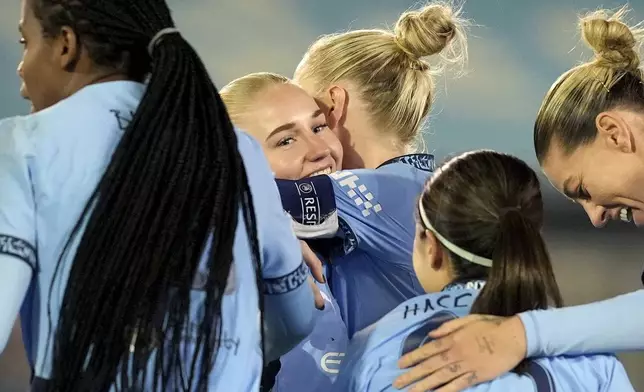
left=1, top=0, right=642, bottom=390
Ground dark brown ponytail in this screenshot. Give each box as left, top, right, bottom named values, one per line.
left=471, top=209, right=563, bottom=316
left=418, top=150, right=563, bottom=319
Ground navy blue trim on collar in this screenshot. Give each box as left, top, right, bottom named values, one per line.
left=442, top=279, right=486, bottom=292
left=377, top=154, right=435, bottom=172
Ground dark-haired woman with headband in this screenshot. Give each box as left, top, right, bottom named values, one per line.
left=334, top=150, right=633, bottom=392
left=393, top=7, right=644, bottom=392
left=0, top=0, right=316, bottom=390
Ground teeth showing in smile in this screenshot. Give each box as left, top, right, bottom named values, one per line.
left=311, top=168, right=332, bottom=176
left=620, top=207, right=632, bottom=223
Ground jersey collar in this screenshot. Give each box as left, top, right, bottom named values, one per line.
left=377, top=153, right=435, bottom=172
left=442, top=280, right=486, bottom=292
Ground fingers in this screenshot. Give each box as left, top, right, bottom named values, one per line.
left=398, top=336, right=451, bottom=369
left=428, top=315, right=484, bottom=338
left=308, top=276, right=325, bottom=310
left=301, top=241, right=325, bottom=284
left=394, top=350, right=456, bottom=389
left=430, top=371, right=479, bottom=392
left=406, top=362, right=467, bottom=392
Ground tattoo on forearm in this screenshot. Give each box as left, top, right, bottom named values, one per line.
left=466, top=372, right=478, bottom=385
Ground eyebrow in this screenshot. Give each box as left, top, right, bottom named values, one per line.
left=266, top=109, right=324, bottom=139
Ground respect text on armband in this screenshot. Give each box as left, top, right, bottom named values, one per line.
left=263, top=262, right=309, bottom=295
left=300, top=192, right=321, bottom=225
left=402, top=292, right=474, bottom=319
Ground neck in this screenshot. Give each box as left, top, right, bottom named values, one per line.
left=62, top=71, right=131, bottom=99
left=363, top=146, right=405, bottom=169
left=348, top=137, right=407, bottom=169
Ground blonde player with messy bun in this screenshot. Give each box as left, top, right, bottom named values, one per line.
left=294, top=2, right=467, bottom=169
left=223, top=3, right=468, bottom=391
left=391, top=7, right=644, bottom=392
left=284, top=2, right=468, bottom=338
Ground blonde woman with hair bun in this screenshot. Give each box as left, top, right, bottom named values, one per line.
left=281, top=3, right=467, bottom=340
left=287, top=1, right=468, bottom=333
left=391, top=7, right=644, bottom=392
left=294, top=1, right=467, bottom=169
left=220, top=3, right=469, bottom=391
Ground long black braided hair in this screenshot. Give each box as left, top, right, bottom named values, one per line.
left=32, top=0, right=263, bottom=390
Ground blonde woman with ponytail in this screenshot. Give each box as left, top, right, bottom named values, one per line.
left=393, top=7, right=644, bottom=392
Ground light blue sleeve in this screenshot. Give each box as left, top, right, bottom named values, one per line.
left=276, top=169, right=419, bottom=264
left=597, top=355, right=636, bottom=392
left=237, top=131, right=315, bottom=361
left=519, top=290, right=644, bottom=357
left=0, top=116, right=37, bottom=353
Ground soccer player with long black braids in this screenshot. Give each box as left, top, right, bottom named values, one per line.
left=0, top=0, right=316, bottom=391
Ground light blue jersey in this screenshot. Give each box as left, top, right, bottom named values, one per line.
left=519, top=289, right=644, bottom=357
left=277, top=154, right=435, bottom=337
left=268, top=156, right=432, bottom=391
left=0, top=81, right=314, bottom=391
left=335, top=284, right=634, bottom=392
left=271, top=266, right=349, bottom=392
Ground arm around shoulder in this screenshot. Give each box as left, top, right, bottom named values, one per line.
left=520, top=289, right=644, bottom=357
left=236, top=131, right=315, bottom=360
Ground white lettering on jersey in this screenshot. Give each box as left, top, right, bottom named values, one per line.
left=330, top=171, right=382, bottom=217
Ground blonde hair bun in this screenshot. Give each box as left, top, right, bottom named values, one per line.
left=580, top=7, right=643, bottom=71
left=393, top=2, right=463, bottom=59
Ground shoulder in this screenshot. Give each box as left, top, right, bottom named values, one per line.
left=234, top=129, right=274, bottom=186
left=235, top=129, right=263, bottom=157
left=0, top=115, right=35, bottom=156
left=358, top=291, right=478, bottom=349
left=534, top=353, right=626, bottom=380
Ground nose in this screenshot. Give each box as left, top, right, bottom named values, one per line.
left=305, top=133, right=331, bottom=162
left=581, top=202, right=608, bottom=228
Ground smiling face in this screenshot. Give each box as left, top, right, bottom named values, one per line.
left=541, top=112, right=644, bottom=227
left=241, top=83, right=343, bottom=180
